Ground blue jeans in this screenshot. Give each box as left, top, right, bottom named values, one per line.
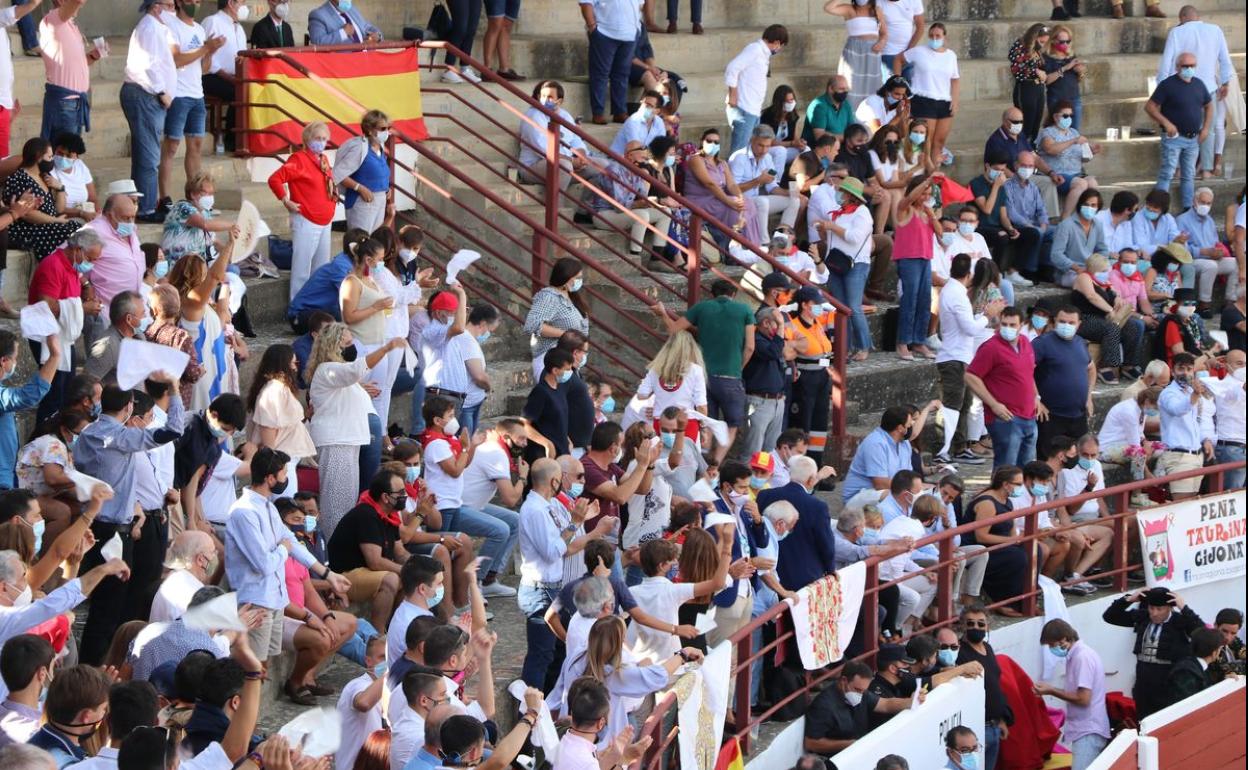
left=408, top=360, right=427, bottom=435
left=749, top=584, right=779, bottom=707
left=1000, top=278, right=1015, bottom=306
left=1215, top=443, right=1245, bottom=490
left=587, top=29, right=636, bottom=118
left=1070, top=733, right=1109, bottom=770
left=439, top=505, right=518, bottom=577
left=119, top=82, right=166, bottom=213
left=14, top=0, right=36, bottom=51
left=459, top=402, right=482, bottom=436
left=880, top=54, right=914, bottom=84
left=517, top=584, right=559, bottom=687
left=1157, top=134, right=1200, bottom=209
left=40, top=89, right=88, bottom=141
left=359, top=413, right=383, bottom=493
left=828, top=262, right=872, bottom=352
left=896, top=258, right=932, bottom=346
left=336, top=617, right=380, bottom=666
left=986, top=417, right=1037, bottom=469
left=726, top=106, right=760, bottom=156
left=985, top=722, right=1002, bottom=770
left=666, top=0, right=702, bottom=22
left=445, top=0, right=484, bottom=65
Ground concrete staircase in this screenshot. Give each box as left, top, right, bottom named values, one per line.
left=3, top=0, right=1245, bottom=436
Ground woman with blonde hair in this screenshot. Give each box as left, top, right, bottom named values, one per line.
left=333, top=110, right=393, bottom=233
left=269, top=121, right=337, bottom=299
left=636, top=330, right=707, bottom=444
left=166, top=236, right=231, bottom=410
left=146, top=283, right=204, bottom=406
left=1043, top=25, right=1085, bottom=130
left=305, top=322, right=405, bottom=540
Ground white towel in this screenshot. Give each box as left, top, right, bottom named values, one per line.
left=54, top=298, right=84, bottom=372
left=1038, top=575, right=1072, bottom=681
left=1227, top=70, right=1246, bottom=134
left=116, top=337, right=190, bottom=390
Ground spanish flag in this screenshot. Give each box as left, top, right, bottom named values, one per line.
left=242, top=47, right=429, bottom=155
left=714, top=738, right=745, bottom=770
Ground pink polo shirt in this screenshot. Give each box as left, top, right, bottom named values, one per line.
left=39, top=8, right=91, bottom=94
left=86, top=216, right=144, bottom=306
left=1108, top=266, right=1149, bottom=314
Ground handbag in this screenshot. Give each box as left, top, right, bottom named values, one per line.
left=426, top=0, right=452, bottom=40
left=821, top=227, right=868, bottom=276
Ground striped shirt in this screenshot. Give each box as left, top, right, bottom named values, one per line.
left=524, top=287, right=589, bottom=362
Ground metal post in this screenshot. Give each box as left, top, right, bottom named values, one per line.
left=735, top=632, right=753, bottom=753
left=1022, top=512, right=1038, bottom=617
left=936, top=536, right=954, bottom=624
left=533, top=120, right=560, bottom=293
left=687, top=214, right=703, bottom=306
left=1111, top=490, right=1130, bottom=593
left=863, top=562, right=880, bottom=661
left=830, top=318, right=848, bottom=437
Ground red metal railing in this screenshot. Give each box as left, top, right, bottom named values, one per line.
left=630, top=460, right=1245, bottom=765
left=233, top=40, right=852, bottom=435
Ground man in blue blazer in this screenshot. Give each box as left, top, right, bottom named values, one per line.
left=756, top=454, right=838, bottom=592
left=308, top=0, right=382, bottom=45
left=705, top=461, right=769, bottom=646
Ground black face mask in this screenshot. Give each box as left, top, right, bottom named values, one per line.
left=38, top=159, right=55, bottom=175
left=1063, top=456, right=1078, bottom=470
left=831, top=91, right=849, bottom=103
left=965, top=628, right=987, bottom=644
left=508, top=441, right=526, bottom=458
left=271, top=476, right=289, bottom=495
left=885, top=140, right=899, bottom=150
left=341, top=345, right=358, bottom=362
left=390, top=493, right=408, bottom=511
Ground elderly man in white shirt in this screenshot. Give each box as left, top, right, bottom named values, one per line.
left=149, top=531, right=216, bottom=623
left=1156, top=5, right=1234, bottom=175
left=1208, top=351, right=1245, bottom=488
left=877, top=491, right=942, bottom=634
left=724, top=25, right=789, bottom=154
left=935, top=253, right=1001, bottom=463
left=730, top=124, right=802, bottom=241
left=0, top=550, right=130, bottom=650
left=1097, top=386, right=1161, bottom=468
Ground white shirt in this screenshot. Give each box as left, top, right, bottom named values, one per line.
left=555, top=731, right=600, bottom=770
left=69, top=745, right=118, bottom=770
left=201, top=10, right=247, bottom=76
left=163, top=12, right=207, bottom=99
left=386, top=600, right=432, bottom=667
left=1060, top=461, right=1105, bottom=520
left=0, top=7, right=17, bottom=109
left=1094, top=210, right=1136, bottom=255
left=335, top=673, right=383, bottom=770
left=724, top=39, right=773, bottom=116
left=200, top=451, right=241, bottom=526
left=424, top=437, right=464, bottom=511
left=877, top=514, right=925, bottom=581
left=441, top=332, right=487, bottom=408
left=856, top=93, right=899, bottom=127
left=308, top=358, right=376, bottom=447
left=51, top=159, right=93, bottom=209
left=1207, top=375, right=1245, bottom=443
left=461, top=439, right=512, bottom=511
left=125, top=12, right=177, bottom=96
left=936, top=279, right=989, bottom=365
left=518, top=490, right=570, bottom=585
left=420, top=319, right=452, bottom=387
left=945, top=231, right=992, bottom=268
left=375, top=265, right=421, bottom=342
left=636, top=363, right=708, bottom=416
left=183, top=743, right=232, bottom=770
left=1157, top=20, right=1233, bottom=94
left=1011, top=488, right=1054, bottom=530
left=1098, top=399, right=1144, bottom=451
left=150, top=569, right=204, bottom=623
left=879, top=0, right=923, bottom=55
left=389, top=705, right=426, bottom=770
left=622, top=459, right=672, bottom=548
left=904, top=45, right=960, bottom=102
left=814, top=199, right=874, bottom=265
left=626, top=576, right=695, bottom=661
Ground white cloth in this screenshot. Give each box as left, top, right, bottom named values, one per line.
left=424, top=437, right=465, bottom=511
left=903, top=45, right=960, bottom=102
left=462, top=440, right=512, bottom=510
left=636, top=363, right=708, bottom=415
left=20, top=302, right=59, bottom=341
left=1206, top=375, right=1245, bottom=443
left=936, top=279, right=989, bottom=364
left=879, top=0, right=923, bottom=56
left=440, top=332, right=487, bottom=409
left=308, top=358, right=375, bottom=447
left=1038, top=575, right=1072, bottom=681
left=149, top=569, right=205, bottom=623
left=386, top=600, right=432, bottom=667
left=1097, top=399, right=1144, bottom=452
left=628, top=576, right=696, bottom=661
left=675, top=641, right=732, bottom=770
left=201, top=11, right=247, bottom=76
left=878, top=514, right=926, bottom=581
left=163, top=12, right=207, bottom=99
left=1094, top=211, right=1136, bottom=255
left=200, top=450, right=242, bottom=525
left=622, top=458, right=672, bottom=548
left=117, top=337, right=190, bottom=389
left=786, top=563, right=865, bottom=670
left=518, top=490, right=570, bottom=585
left=51, top=297, right=83, bottom=372
left=1059, top=460, right=1105, bottom=520
left=51, top=159, right=93, bottom=209
left=856, top=94, right=900, bottom=127
left=0, top=7, right=17, bottom=109
left=125, top=13, right=177, bottom=96
left=335, top=674, right=383, bottom=770
left=723, top=39, right=773, bottom=115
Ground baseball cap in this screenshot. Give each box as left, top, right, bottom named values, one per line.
left=429, top=292, right=459, bottom=313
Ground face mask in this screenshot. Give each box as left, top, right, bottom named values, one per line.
left=197, top=195, right=215, bottom=211
left=181, top=1, right=198, bottom=14
left=558, top=369, right=574, bottom=384
left=1077, top=457, right=1095, bottom=471
left=728, top=490, right=750, bottom=508
left=957, top=222, right=976, bottom=237
left=1143, top=209, right=1160, bottom=221
left=116, top=222, right=136, bottom=238
left=340, top=345, right=358, bottom=362
left=1180, top=66, right=1196, bottom=80
left=373, top=662, right=388, bottom=678
left=154, top=259, right=171, bottom=278
left=886, top=94, right=899, bottom=106
left=1078, top=205, right=1097, bottom=221
left=641, top=107, right=655, bottom=121
left=1120, top=262, right=1138, bottom=277
left=235, top=2, right=250, bottom=20
left=1094, top=270, right=1111, bottom=284
left=843, top=690, right=864, bottom=707
left=863, top=527, right=880, bottom=540
left=1031, top=315, right=1048, bottom=330
left=940, top=232, right=956, bottom=247
left=1195, top=204, right=1211, bottom=217
left=965, top=628, right=987, bottom=644
left=138, top=315, right=153, bottom=334
left=37, top=159, right=55, bottom=175
left=399, top=248, right=419, bottom=265
left=959, top=753, right=979, bottom=770
left=476, top=331, right=491, bottom=344
left=703, top=142, right=720, bottom=156
left=10, top=584, right=32, bottom=608
left=308, top=139, right=328, bottom=155
left=834, top=191, right=845, bottom=207
left=568, top=482, right=584, bottom=499
left=1017, top=167, right=1035, bottom=181
left=1178, top=305, right=1196, bottom=318
left=749, top=476, right=767, bottom=489
left=1048, top=645, right=1070, bottom=659
left=274, top=1, right=290, bottom=18
left=831, top=91, right=848, bottom=104
left=389, top=492, right=409, bottom=511
left=1144, top=408, right=1160, bottom=418
left=1030, top=484, right=1048, bottom=497
left=1057, top=116, right=1073, bottom=130
left=662, top=94, right=671, bottom=106
left=938, top=649, right=957, bottom=667
left=444, top=417, right=461, bottom=436
left=75, top=260, right=95, bottom=275
left=653, top=431, right=675, bottom=450
left=1000, top=326, right=1020, bottom=342
left=910, top=131, right=926, bottom=146
left=1054, top=41, right=1069, bottom=52
left=1166, top=263, right=1180, bottom=274
left=928, top=37, right=944, bottom=49
left=270, top=475, right=289, bottom=495
left=428, top=585, right=445, bottom=607
left=1055, top=322, right=1077, bottom=340
left=1008, top=486, right=1025, bottom=498
left=207, top=417, right=229, bottom=439
left=339, top=0, right=353, bottom=9
left=987, top=168, right=1003, bottom=181
left=406, top=466, right=421, bottom=483
left=570, top=277, right=583, bottom=292
left=1008, top=122, right=1023, bottom=135
left=600, top=397, right=615, bottom=414
left=54, top=156, right=73, bottom=172
left=30, top=519, right=45, bottom=554
left=665, top=154, right=677, bottom=168
left=783, top=101, right=796, bottom=113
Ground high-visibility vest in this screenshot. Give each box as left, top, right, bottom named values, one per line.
left=787, top=310, right=834, bottom=361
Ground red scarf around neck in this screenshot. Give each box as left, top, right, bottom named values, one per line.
left=358, top=490, right=401, bottom=527
left=420, top=429, right=463, bottom=458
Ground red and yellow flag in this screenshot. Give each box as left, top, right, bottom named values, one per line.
left=713, top=738, right=745, bottom=770
left=242, top=47, right=429, bottom=155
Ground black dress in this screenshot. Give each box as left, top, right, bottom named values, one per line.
left=965, top=494, right=1027, bottom=609
left=3, top=170, right=78, bottom=259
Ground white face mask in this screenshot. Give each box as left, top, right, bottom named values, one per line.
left=1194, top=204, right=1211, bottom=217
left=274, top=1, right=290, bottom=19
left=844, top=690, right=864, bottom=707
left=783, top=101, right=796, bottom=113
left=400, top=248, right=418, bottom=264
left=235, top=2, right=251, bottom=20
left=10, top=584, right=32, bottom=608
left=1017, top=167, right=1035, bottom=180
left=443, top=417, right=461, bottom=436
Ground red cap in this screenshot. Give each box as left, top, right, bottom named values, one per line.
left=429, top=292, right=459, bottom=313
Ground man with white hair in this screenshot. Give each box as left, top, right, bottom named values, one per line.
left=746, top=499, right=801, bottom=707
left=756, top=455, right=838, bottom=592
left=566, top=575, right=614, bottom=663
left=1177, top=187, right=1240, bottom=315
left=1156, top=6, right=1233, bottom=179
left=0, top=549, right=130, bottom=648
left=0, top=744, right=56, bottom=770
left=1121, top=360, right=1171, bottom=402
left=149, top=530, right=216, bottom=622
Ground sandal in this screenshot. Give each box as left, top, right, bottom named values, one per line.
left=1098, top=369, right=1119, bottom=385
left=284, top=681, right=319, bottom=706
left=306, top=682, right=334, bottom=697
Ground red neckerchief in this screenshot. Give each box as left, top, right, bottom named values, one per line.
left=358, top=490, right=401, bottom=527
left=555, top=491, right=575, bottom=511
left=829, top=202, right=862, bottom=220
left=1114, top=264, right=1144, bottom=282
left=310, top=148, right=334, bottom=201
left=420, top=429, right=463, bottom=458
left=497, top=435, right=518, bottom=477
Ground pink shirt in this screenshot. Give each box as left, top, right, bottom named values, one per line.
left=285, top=558, right=309, bottom=608
left=86, top=217, right=144, bottom=305
left=1108, top=266, right=1149, bottom=314
left=39, top=8, right=91, bottom=93
left=893, top=213, right=934, bottom=261
left=1062, top=640, right=1110, bottom=743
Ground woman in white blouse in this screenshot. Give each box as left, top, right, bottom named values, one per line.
left=893, top=23, right=959, bottom=169
left=867, top=123, right=914, bottom=234
left=246, top=344, right=315, bottom=498
left=305, top=323, right=405, bottom=541
left=635, top=331, right=708, bottom=443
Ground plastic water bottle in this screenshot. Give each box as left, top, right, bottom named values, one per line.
left=215, top=136, right=225, bottom=156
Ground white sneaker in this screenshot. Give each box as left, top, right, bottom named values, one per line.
left=441, top=69, right=466, bottom=84
left=481, top=581, right=517, bottom=598
left=461, top=66, right=483, bottom=84
left=1006, top=270, right=1034, bottom=287
left=925, top=333, right=943, bottom=351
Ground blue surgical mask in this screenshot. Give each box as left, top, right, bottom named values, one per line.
left=429, top=585, right=444, bottom=608
left=940, top=232, right=956, bottom=247
left=1030, top=484, right=1048, bottom=497
left=1055, top=322, right=1077, bottom=340
left=568, top=482, right=584, bottom=499
left=207, top=418, right=229, bottom=439
left=75, top=261, right=95, bottom=275
left=308, top=139, right=328, bottom=155
left=909, top=131, right=926, bottom=146
left=91, top=401, right=102, bottom=418
left=339, top=0, right=353, bottom=10
left=1000, top=326, right=1020, bottom=342
left=116, top=222, right=136, bottom=238
left=569, top=277, right=583, bottom=292
left=543, top=99, right=558, bottom=111
left=774, top=527, right=790, bottom=542
left=665, top=155, right=677, bottom=168
left=957, top=222, right=975, bottom=237
left=32, top=519, right=45, bottom=554
left=1094, top=270, right=1111, bottom=284
left=54, top=156, right=73, bottom=172
left=305, top=515, right=318, bottom=533
left=703, top=142, right=720, bottom=156
left=1057, top=116, right=1073, bottom=130
left=373, top=662, right=388, bottom=678
left=1048, top=645, right=1069, bottom=659
left=476, top=331, right=491, bottom=344
left=600, top=397, right=615, bottom=414
left=1143, top=209, right=1160, bottom=221
left=1120, top=263, right=1138, bottom=277
left=1008, top=486, right=1025, bottom=498
left=1079, top=205, right=1096, bottom=221
left=1031, top=315, right=1048, bottom=330
left=1180, top=66, right=1196, bottom=80
left=987, top=168, right=1002, bottom=181
left=138, top=315, right=153, bottom=334
left=1077, top=457, right=1095, bottom=471
left=558, top=369, right=573, bottom=384
left=660, top=432, right=676, bottom=449
left=406, top=466, right=421, bottom=483
left=960, top=752, right=979, bottom=770
left=641, top=107, right=655, bottom=121
left=749, top=476, right=767, bottom=489
left=928, top=37, right=944, bottom=49
left=936, top=649, right=957, bottom=668
left=820, top=156, right=831, bottom=170
left=1144, top=408, right=1160, bottom=418
left=154, top=259, right=171, bottom=278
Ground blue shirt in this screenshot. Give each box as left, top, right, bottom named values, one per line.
left=1130, top=210, right=1180, bottom=257
left=832, top=528, right=870, bottom=570
left=27, top=725, right=86, bottom=769
left=0, top=375, right=51, bottom=488
left=1049, top=215, right=1109, bottom=273
left=728, top=146, right=780, bottom=197
left=287, top=252, right=352, bottom=322
left=1175, top=208, right=1220, bottom=254
left=1032, top=333, right=1091, bottom=419
left=984, top=126, right=1033, bottom=169
left=842, top=427, right=912, bottom=502
left=73, top=396, right=186, bottom=524
left=1158, top=379, right=1205, bottom=451
left=224, top=488, right=320, bottom=610
left=403, top=748, right=442, bottom=770
left=879, top=494, right=908, bottom=525
left=293, top=332, right=314, bottom=390
left=578, top=0, right=640, bottom=41
left=610, top=111, right=666, bottom=156
left=1003, top=177, right=1047, bottom=230
left=1149, top=74, right=1212, bottom=136
left=129, top=619, right=226, bottom=681
left=742, top=330, right=786, bottom=395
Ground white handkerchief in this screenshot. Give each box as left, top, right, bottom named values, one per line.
left=702, top=512, right=736, bottom=530
left=695, top=609, right=717, bottom=634
left=182, top=591, right=249, bottom=633
left=687, top=479, right=717, bottom=504
left=20, top=302, right=59, bottom=340
left=231, top=200, right=265, bottom=263
left=101, top=532, right=124, bottom=561
left=278, top=707, right=341, bottom=758
left=224, top=272, right=247, bottom=315
left=621, top=393, right=654, bottom=431
left=116, top=338, right=190, bottom=390
left=507, top=680, right=560, bottom=762
left=64, top=468, right=113, bottom=503
left=702, top=415, right=730, bottom=447
left=445, top=249, right=482, bottom=285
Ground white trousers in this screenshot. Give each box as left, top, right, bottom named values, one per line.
left=595, top=207, right=672, bottom=254
left=896, top=573, right=937, bottom=627
left=753, top=192, right=801, bottom=237
left=289, top=213, right=333, bottom=300
left=1193, top=256, right=1239, bottom=302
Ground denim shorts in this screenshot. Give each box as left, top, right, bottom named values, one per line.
left=164, top=96, right=206, bottom=139
left=484, top=0, right=521, bottom=20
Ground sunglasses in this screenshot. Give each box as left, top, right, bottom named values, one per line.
left=939, top=642, right=960, bottom=651
left=964, top=620, right=988, bottom=629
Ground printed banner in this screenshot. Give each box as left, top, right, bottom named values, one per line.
left=243, top=47, right=429, bottom=155
left=1135, top=491, right=1245, bottom=589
